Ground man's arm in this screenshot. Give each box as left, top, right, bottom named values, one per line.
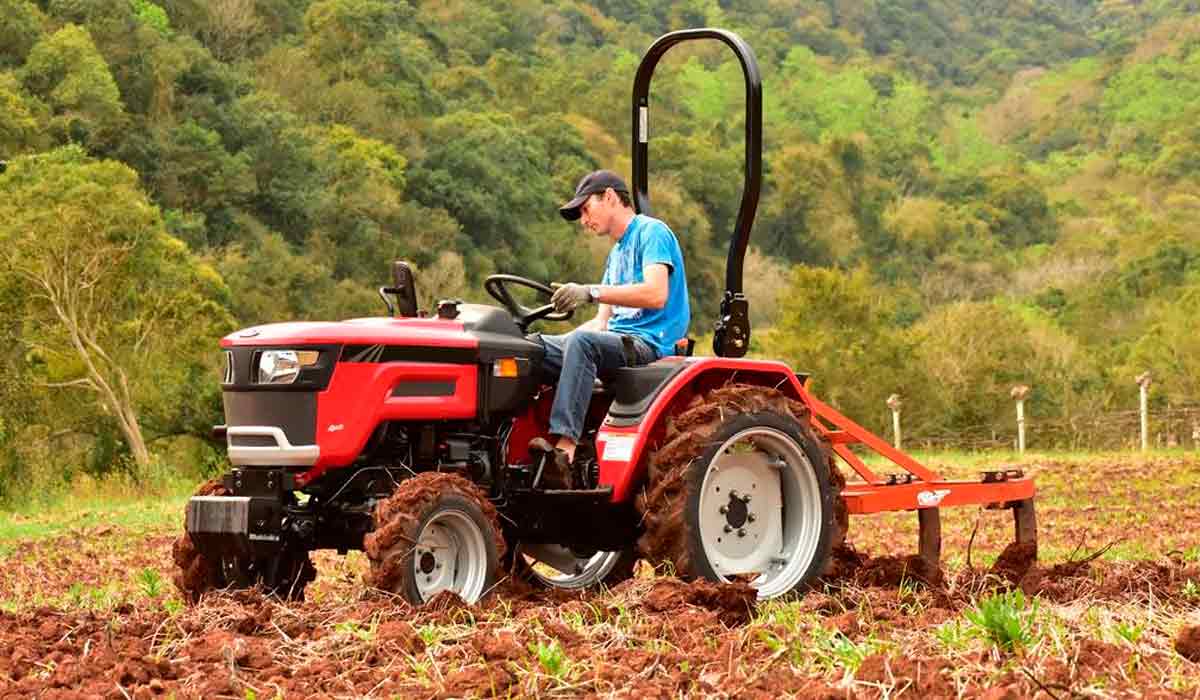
left=595, top=264, right=669, bottom=309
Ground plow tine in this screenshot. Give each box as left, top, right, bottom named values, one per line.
left=1013, top=498, right=1038, bottom=556
left=918, top=507, right=942, bottom=571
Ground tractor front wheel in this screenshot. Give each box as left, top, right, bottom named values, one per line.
left=364, top=473, right=504, bottom=605
left=637, top=385, right=836, bottom=599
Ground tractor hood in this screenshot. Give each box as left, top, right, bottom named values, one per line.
left=220, top=316, right=474, bottom=349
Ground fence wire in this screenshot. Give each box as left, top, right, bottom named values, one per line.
left=900, top=406, right=1200, bottom=451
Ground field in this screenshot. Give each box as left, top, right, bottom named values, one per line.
left=1, top=453, right=1199, bottom=698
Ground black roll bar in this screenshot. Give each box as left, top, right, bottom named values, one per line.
left=631, top=28, right=761, bottom=358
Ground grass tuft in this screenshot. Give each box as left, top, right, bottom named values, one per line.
left=529, top=638, right=569, bottom=680
left=965, top=589, right=1040, bottom=653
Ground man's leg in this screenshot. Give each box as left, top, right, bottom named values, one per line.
left=538, top=334, right=567, bottom=383
left=549, top=331, right=628, bottom=461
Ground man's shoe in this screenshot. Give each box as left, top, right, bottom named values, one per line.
left=529, top=438, right=574, bottom=490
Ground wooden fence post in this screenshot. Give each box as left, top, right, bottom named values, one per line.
left=1136, top=371, right=1152, bottom=452
left=887, top=394, right=902, bottom=450
left=1011, top=385, right=1031, bottom=455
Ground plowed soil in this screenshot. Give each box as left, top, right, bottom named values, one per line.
left=2, top=455, right=1200, bottom=698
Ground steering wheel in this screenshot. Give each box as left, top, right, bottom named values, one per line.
left=484, top=274, right=574, bottom=330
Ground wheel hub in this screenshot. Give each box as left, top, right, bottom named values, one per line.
left=696, top=426, right=825, bottom=599
left=412, top=509, right=489, bottom=603
left=723, top=492, right=750, bottom=529
left=418, top=551, right=437, bottom=575
left=700, top=450, right=781, bottom=575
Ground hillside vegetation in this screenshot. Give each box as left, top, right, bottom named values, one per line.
left=1, top=0, right=1199, bottom=499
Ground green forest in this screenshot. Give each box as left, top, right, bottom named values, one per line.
left=2, top=0, right=1199, bottom=501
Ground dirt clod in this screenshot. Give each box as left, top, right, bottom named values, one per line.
left=642, top=578, right=757, bottom=626
left=1176, top=625, right=1200, bottom=662
left=989, top=541, right=1038, bottom=584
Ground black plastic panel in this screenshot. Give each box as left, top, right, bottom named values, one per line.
left=392, top=380, right=457, bottom=397
left=223, top=391, right=317, bottom=445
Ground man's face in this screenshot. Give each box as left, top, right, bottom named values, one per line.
left=578, top=189, right=615, bottom=235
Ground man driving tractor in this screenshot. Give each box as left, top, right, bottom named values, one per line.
left=534, top=169, right=690, bottom=486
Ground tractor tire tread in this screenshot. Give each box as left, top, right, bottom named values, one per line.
left=364, top=472, right=505, bottom=601
left=636, top=384, right=848, bottom=579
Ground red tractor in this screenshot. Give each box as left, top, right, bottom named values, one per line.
left=175, top=29, right=1037, bottom=605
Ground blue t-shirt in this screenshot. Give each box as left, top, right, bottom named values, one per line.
left=601, top=214, right=690, bottom=358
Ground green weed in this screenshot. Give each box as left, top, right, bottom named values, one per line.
left=1182, top=580, right=1200, bottom=600
left=815, top=629, right=880, bottom=672
left=964, top=589, right=1039, bottom=653
left=335, top=619, right=375, bottom=641
left=137, top=567, right=163, bottom=598
left=934, top=618, right=972, bottom=651
left=66, top=582, right=86, bottom=609
left=1113, top=621, right=1144, bottom=645
left=416, top=623, right=448, bottom=647
left=530, top=639, right=569, bottom=680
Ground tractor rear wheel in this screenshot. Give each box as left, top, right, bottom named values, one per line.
left=172, top=479, right=316, bottom=603
left=507, top=543, right=637, bottom=590
left=636, top=385, right=839, bottom=599
left=364, top=473, right=504, bottom=605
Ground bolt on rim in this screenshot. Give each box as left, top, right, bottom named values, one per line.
left=697, top=426, right=823, bottom=599
left=413, top=509, right=489, bottom=603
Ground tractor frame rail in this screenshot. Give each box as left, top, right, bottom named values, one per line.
left=804, top=393, right=1037, bottom=570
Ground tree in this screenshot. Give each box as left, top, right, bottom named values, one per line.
left=0, top=0, right=43, bottom=68
left=1124, top=284, right=1200, bottom=405
left=765, top=265, right=910, bottom=432
left=20, top=24, right=125, bottom=149
left=0, top=147, right=234, bottom=468
left=0, top=72, right=47, bottom=156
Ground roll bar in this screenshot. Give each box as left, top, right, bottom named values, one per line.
left=631, top=28, right=761, bottom=358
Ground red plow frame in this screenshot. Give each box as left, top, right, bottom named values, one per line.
left=804, top=393, right=1037, bottom=570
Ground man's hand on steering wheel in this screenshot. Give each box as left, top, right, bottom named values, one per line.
left=484, top=274, right=575, bottom=330
left=550, top=282, right=594, bottom=313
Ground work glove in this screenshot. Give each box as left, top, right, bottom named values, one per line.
left=550, top=282, right=592, bottom=313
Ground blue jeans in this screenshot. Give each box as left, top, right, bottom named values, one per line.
left=538, top=331, right=658, bottom=442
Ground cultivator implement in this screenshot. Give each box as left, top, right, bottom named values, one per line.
left=805, top=393, right=1037, bottom=571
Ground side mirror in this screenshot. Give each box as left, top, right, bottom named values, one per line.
left=379, top=261, right=419, bottom=317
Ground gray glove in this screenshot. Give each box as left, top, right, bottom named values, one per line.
left=551, top=282, right=592, bottom=313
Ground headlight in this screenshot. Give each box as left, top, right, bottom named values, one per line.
left=257, top=350, right=320, bottom=385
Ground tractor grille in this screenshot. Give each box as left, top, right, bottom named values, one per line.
left=222, top=391, right=318, bottom=446
left=222, top=351, right=234, bottom=384
left=229, top=435, right=279, bottom=448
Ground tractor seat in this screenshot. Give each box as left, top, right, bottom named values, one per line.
left=592, top=336, right=693, bottom=396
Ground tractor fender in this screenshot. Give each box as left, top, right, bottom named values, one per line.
left=594, top=357, right=810, bottom=503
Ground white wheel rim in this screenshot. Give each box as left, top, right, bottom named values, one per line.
left=518, top=543, right=625, bottom=589
left=412, top=509, right=489, bottom=603
left=697, top=426, right=823, bottom=600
